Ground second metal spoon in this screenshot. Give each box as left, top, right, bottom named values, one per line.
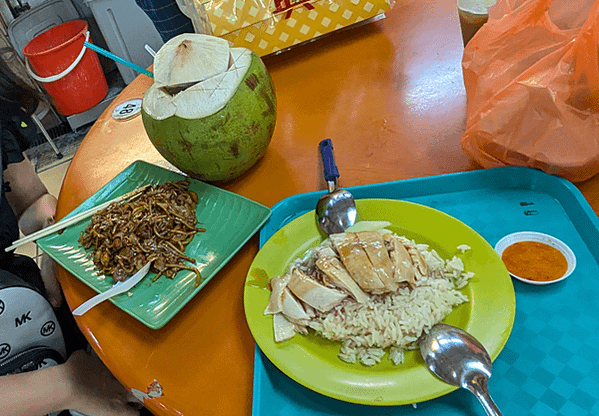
left=420, top=323, right=503, bottom=416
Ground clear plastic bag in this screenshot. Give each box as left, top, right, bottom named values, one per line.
left=175, top=0, right=213, bottom=35
left=461, top=0, right=599, bottom=182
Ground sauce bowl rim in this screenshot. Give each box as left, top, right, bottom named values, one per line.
left=494, top=231, right=576, bottom=285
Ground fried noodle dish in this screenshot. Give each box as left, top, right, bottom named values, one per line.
left=78, top=179, right=205, bottom=285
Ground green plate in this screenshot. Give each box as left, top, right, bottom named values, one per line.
left=38, top=160, right=271, bottom=329
left=244, top=199, right=515, bottom=405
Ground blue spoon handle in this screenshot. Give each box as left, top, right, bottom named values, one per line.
left=319, top=139, right=339, bottom=182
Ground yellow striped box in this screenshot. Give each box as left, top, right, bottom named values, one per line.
left=193, top=0, right=393, bottom=55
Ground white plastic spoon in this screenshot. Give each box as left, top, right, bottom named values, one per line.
left=72, top=261, right=152, bottom=316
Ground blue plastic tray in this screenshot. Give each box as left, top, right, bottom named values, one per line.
left=253, top=167, right=599, bottom=416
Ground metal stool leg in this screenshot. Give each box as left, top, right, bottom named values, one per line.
left=31, top=114, right=63, bottom=159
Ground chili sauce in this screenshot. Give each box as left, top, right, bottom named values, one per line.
left=501, top=241, right=568, bottom=282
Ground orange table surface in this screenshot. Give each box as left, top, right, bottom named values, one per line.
left=55, top=0, right=599, bottom=415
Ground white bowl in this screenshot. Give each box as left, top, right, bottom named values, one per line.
left=494, top=231, right=576, bottom=285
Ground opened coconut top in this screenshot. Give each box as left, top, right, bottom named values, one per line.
left=143, top=34, right=252, bottom=120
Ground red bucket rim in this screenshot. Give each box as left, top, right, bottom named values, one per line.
left=23, top=20, right=88, bottom=58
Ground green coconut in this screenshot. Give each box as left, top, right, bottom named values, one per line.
left=141, top=34, right=276, bottom=182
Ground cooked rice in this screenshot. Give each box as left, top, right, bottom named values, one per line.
left=298, top=239, right=472, bottom=366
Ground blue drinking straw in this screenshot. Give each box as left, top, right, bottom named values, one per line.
left=84, top=41, right=154, bottom=78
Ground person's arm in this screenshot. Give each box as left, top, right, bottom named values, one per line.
left=4, top=154, right=63, bottom=307
left=0, top=359, right=72, bottom=415
left=0, top=350, right=140, bottom=416
left=3, top=154, right=51, bottom=224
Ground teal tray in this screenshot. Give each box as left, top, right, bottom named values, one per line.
left=253, top=166, right=599, bottom=416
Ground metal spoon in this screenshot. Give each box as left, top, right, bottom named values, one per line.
left=316, top=139, right=357, bottom=235
left=420, top=323, right=503, bottom=416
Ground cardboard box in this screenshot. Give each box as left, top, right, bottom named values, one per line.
left=191, top=0, right=393, bottom=56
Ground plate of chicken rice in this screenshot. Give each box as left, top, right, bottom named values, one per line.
left=244, top=198, right=515, bottom=405
left=37, top=160, right=271, bottom=329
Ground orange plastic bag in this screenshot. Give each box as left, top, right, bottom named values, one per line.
left=461, top=0, right=599, bottom=182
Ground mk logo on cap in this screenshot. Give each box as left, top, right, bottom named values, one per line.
left=15, top=311, right=32, bottom=327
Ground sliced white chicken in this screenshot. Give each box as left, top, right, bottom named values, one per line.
left=264, top=273, right=292, bottom=315
left=273, top=313, right=296, bottom=343
left=316, top=256, right=370, bottom=304
left=311, top=241, right=337, bottom=258
left=383, top=233, right=417, bottom=287
left=287, top=268, right=347, bottom=313
left=302, top=242, right=336, bottom=270
left=330, top=233, right=386, bottom=293
left=356, top=231, right=398, bottom=292
left=280, top=287, right=311, bottom=323
left=398, top=236, right=429, bottom=278
left=302, top=303, right=316, bottom=318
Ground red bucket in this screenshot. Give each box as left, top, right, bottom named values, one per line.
left=23, top=20, right=108, bottom=116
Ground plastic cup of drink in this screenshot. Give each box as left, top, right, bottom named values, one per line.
left=457, top=0, right=497, bottom=45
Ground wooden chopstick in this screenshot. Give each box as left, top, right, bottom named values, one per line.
left=5, top=185, right=150, bottom=252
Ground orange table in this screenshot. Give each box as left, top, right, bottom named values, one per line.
left=55, top=0, right=599, bottom=414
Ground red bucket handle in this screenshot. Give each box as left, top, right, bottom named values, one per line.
left=25, top=31, right=90, bottom=83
